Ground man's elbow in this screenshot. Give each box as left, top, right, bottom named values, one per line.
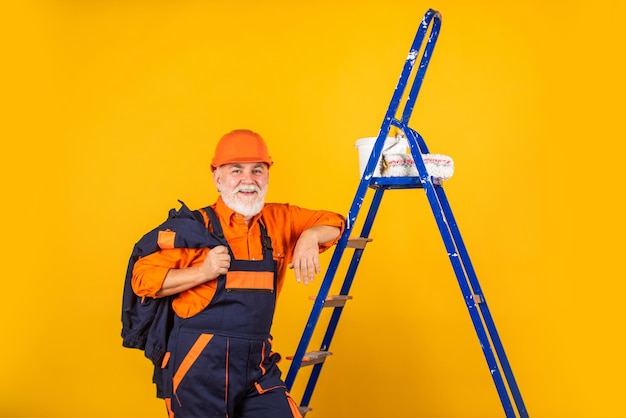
left=319, top=225, right=342, bottom=244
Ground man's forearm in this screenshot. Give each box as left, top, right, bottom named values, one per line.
left=156, top=266, right=211, bottom=297
left=304, top=225, right=341, bottom=244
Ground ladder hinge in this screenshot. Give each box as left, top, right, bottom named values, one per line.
left=472, top=294, right=484, bottom=304
left=308, top=295, right=353, bottom=307
left=347, top=237, right=373, bottom=249
left=299, top=406, right=312, bottom=416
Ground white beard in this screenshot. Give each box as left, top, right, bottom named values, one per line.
left=221, top=184, right=267, bottom=218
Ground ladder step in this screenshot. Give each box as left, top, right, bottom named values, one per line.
left=299, top=406, right=312, bottom=416
left=347, top=237, right=373, bottom=249
left=308, top=295, right=353, bottom=307
left=287, top=350, right=332, bottom=367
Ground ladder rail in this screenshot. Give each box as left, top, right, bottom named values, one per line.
left=284, top=11, right=440, bottom=389
left=399, top=124, right=430, bottom=153
left=286, top=4, right=443, bottom=406
left=404, top=128, right=517, bottom=417
left=285, top=186, right=384, bottom=390
left=284, top=229, right=350, bottom=388
left=299, top=188, right=386, bottom=407
left=400, top=9, right=442, bottom=125
left=434, top=185, right=529, bottom=417
left=403, top=127, right=528, bottom=417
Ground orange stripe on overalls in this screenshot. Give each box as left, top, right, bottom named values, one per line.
left=173, top=334, right=213, bottom=396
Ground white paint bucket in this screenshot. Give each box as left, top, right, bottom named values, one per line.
left=355, top=136, right=409, bottom=177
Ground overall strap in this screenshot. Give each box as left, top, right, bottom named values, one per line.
left=201, top=206, right=273, bottom=259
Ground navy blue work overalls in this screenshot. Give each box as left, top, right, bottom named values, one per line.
left=165, top=208, right=301, bottom=418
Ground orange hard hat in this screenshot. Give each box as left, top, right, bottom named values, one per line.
left=211, top=129, right=274, bottom=171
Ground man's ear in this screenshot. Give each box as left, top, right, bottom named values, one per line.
left=213, top=168, right=221, bottom=192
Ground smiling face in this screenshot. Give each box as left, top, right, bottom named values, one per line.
left=213, top=162, right=269, bottom=220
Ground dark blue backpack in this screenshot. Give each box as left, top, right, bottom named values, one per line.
left=121, top=201, right=225, bottom=398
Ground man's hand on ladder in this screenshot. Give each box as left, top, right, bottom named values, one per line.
left=290, top=225, right=341, bottom=285
left=290, top=233, right=321, bottom=285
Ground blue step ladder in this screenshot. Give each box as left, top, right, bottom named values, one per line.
left=285, top=8, right=529, bottom=418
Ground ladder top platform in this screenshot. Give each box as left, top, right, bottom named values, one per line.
left=368, top=176, right=443, bottom=189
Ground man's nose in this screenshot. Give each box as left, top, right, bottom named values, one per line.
left=241, top=169, right=254, bottom=182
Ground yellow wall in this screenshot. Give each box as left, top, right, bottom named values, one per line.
left=2, top=1, right=625, bottom=417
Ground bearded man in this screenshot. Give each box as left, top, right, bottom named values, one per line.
left=130, top=129, right=345, bottom=418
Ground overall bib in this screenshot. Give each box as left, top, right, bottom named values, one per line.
left=165, top=208, right=301, bottom=418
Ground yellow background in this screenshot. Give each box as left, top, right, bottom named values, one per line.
left=2, top=0, right=625, bottom=417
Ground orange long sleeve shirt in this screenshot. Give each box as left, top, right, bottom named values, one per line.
left=132, top=197, right=345, bottom=318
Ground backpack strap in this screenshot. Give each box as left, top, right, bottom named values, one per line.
left=259, top=219, right=273, bottom=253
left=201, top=206, right=225, bottom=240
